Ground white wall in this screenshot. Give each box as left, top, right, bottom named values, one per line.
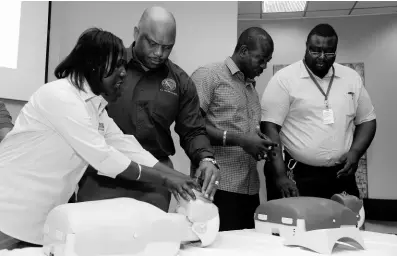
left=48, top=1, right=237, bottom=79
left=239, top=13, right=397, bottom=200
left=0, top=1, right=48, bottom=121
left=0, top=1, right=48, bottom=101
left=48, top=1, right=238, bottom=210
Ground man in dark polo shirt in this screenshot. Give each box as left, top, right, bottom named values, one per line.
left=77, top=6, right=220, bottom=211
left=0, top=101, right=13, bottom=142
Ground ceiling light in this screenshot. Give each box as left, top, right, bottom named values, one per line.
left=263, top=1, right=307, bottom=13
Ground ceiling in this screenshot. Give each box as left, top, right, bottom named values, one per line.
left=238, top=1, right=397, bottom=20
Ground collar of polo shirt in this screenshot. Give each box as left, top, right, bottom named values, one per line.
left=225, top=57, right=256, bottom=87
left=76, top=79, right=108, bottom=113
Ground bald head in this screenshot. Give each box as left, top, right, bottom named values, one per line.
left=133, top=6, right=177, bottom=69
left=137, top=6, right=176, bottom=43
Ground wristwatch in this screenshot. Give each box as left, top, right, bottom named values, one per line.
left=200, top=157, right=220, bottom=170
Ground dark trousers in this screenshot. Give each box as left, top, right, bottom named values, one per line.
left=265, top=152, right=360, bottom=201
left=213, top=190, right=260, bottom=231
left=77, top=158, right=173, bottom=212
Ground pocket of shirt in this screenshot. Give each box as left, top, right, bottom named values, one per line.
left=345, top=94, right=356, bottom=127
left=345, top=94, right=356, bottom=116
left=153, top=91, right=179, bottom=127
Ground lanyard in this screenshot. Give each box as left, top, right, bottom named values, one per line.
left=303, top=61, right=335, bottom=109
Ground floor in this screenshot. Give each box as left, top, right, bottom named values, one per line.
left=364, top=220, right=397, bottom=235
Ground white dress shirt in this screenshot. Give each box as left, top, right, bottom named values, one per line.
left=261, top=60, right=376, bottom=166
left=0, top=78, right=158, bottom=244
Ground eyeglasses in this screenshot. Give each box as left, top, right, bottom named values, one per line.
left=309, top=50, right=336, bottom=58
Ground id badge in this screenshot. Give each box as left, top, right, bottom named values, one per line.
left=323, top=109, right=335, bottom=125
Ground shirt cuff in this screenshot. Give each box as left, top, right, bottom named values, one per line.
left=355, top=112, right=376, bottom=125
left=138, top=152, right=158, bottom=168
left=261, top=117, right=284, bottom=126
left=196, top=151, right=215, bottom=165
left=96, top=147, right=131, bottom=178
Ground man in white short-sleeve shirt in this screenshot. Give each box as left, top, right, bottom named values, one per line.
left=260, top=24, right=376, bottom=200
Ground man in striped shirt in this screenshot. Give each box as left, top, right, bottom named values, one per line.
left=191, top=27, right=276, bottom=231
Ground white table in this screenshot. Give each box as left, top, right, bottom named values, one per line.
left=1, top=230, right=396, bottom=256
left=180, top=229, right=397, bottom=256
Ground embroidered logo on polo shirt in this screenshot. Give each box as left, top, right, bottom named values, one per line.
left=160, top=78, right=177, bottom=96
left=98, top=123, right=104, bottom=132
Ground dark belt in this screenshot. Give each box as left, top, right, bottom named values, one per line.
left=284, top=151, right=343, bottom=173
left=282, top=150, right=360, bottom=199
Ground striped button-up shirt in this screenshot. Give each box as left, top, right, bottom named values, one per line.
left=191, top=57, right=261, bottom=195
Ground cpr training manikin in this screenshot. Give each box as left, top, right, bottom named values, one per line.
left=42, top=189, right=220, bottom=256
left=41, top=187, right=366, bottom=256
